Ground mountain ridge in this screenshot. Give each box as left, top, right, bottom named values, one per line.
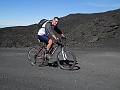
left=0, top=9, right=120, bottom=48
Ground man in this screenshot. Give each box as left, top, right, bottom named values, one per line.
left=38, top=17, right=65, bottom=54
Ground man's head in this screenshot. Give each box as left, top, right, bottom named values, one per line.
left=52, top=17, right=59, bottom=26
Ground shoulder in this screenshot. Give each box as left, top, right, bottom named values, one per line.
left=54, top=26, right=58, bottom=29
left=46, top=21, right=52, bottom=26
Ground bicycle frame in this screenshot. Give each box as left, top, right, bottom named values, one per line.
left=51, top=44, right=68, bottom=62
left=51, top=45, right=58, bottom=55
left=50, top=43, right=62, bottom=55
left=36, top=45, right=45, bottom=57
left=39, top=38, right=67, bottom=58
left=49, top=42, right=64, bottom=56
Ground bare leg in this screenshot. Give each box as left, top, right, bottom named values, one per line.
left=47, top=39, right=53, bottom=51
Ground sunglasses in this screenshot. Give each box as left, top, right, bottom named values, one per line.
left=54, top=20, right=58, bottom=22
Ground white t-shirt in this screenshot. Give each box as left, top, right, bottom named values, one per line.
left=38, top=21, right=48, bottom=35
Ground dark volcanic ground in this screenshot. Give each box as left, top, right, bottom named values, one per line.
left=0, top=47, right=120, bottom=90
left=0, top=9, right=120, bottom=48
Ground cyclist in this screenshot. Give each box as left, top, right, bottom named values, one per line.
left=38, top=17, right=66, bottom=57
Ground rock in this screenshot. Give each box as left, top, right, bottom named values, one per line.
left=89, top=37, right=99, bottom=43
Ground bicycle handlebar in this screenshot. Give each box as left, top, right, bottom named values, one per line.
left=55, top=37, right=67, bottom=46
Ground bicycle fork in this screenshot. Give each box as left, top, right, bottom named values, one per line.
left=61, top=48, right=67, bottom=60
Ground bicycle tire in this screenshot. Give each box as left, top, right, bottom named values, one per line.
left=27, top=47, right=45, bottom=66
left=57, top=50, right=76, bottom=70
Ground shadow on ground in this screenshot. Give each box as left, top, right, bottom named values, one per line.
left=39, top=60, right=81, bottom=70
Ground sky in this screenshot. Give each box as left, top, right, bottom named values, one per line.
left=0, top=0, right=120, bottom=28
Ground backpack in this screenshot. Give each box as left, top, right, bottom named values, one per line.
left=37, top=19, right=48, bottom=28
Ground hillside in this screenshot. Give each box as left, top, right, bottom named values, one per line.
left=0, top=9, right=120, bottom=48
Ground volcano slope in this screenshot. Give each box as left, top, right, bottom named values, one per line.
left=0, top=9, right=120, bottom=48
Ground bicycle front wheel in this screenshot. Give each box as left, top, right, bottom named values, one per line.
left=57, top=50, right=76, bottom=70
left=27, top=47, right=45, bottom=66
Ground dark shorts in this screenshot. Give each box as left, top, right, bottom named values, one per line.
left=38, top=35, right=50, bottom=44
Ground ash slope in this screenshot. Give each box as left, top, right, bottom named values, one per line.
left=0, top=9, right=120, bottom=48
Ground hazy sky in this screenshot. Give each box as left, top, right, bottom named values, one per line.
left=0, top=0, right=120, bottom=28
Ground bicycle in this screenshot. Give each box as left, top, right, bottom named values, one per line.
left=27, top=38, right=77, bottom=70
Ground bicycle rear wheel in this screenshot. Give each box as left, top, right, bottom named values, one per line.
left=27, top=47, right=45, bottom=66
left=57, top=50, right=76, bottom=70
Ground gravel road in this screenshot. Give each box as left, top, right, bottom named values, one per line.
left=0, top=47, right=120, bottom=90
